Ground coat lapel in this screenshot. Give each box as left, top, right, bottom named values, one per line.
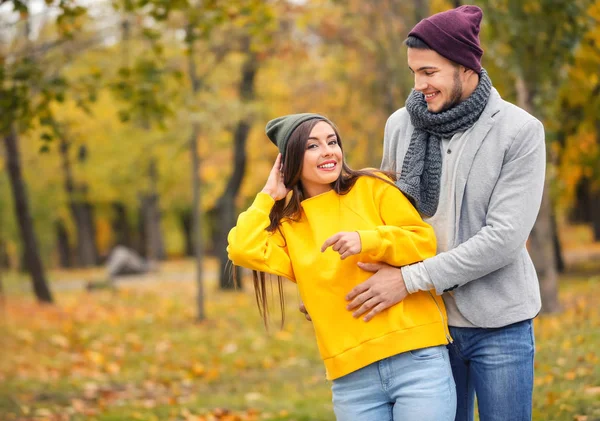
left=453, top=88, right=502, bottom=235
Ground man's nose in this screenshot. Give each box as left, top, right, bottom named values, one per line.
left=414, top=74, right=427, bottom=91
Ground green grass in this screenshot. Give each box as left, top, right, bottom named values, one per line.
left=0, top=258, right=599, bottom=420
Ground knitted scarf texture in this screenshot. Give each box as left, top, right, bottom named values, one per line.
left=398, top=69, right=492, bottom=217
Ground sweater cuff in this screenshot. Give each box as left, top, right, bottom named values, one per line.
left=402, top=263, right=435, bottom=293
left=253, top=192, right=276, bottom=213
left=357, top=230, right=380, bottom=255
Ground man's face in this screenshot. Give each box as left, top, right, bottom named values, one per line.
left=407, top=47, right=467, bottom=113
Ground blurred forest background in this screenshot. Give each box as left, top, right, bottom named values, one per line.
left=1, top=0, right=599, bottom=420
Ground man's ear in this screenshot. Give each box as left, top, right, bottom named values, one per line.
left=462, top=66, right=477, bottom=79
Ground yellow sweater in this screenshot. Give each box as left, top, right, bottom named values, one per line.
left=227, top=175, right=449, bottom=380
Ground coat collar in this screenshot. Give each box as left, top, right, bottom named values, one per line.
left=453, top=88, right=503, bottom=231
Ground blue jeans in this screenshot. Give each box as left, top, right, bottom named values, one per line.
left=331, top=345, right=456, bottom=421
left=448, top=319, right=535, bottom=421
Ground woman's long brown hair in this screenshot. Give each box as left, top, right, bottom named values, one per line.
left=250, top=118, right=397, bottom=330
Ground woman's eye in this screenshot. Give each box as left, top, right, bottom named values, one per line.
left=329, top=140, right=338, bottom=145
left=307, top=144, right=317, bottom=149
left=425, top=72, right=434, bottom=76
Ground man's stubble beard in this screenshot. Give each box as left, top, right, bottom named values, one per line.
left=438, top=67, right=463, bottom=113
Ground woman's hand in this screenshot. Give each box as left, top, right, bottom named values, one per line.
left=262, top=154, right=290, bottom=201
left=321, top=232, right=362, bottom=259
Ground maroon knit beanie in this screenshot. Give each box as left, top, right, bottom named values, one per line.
left=408, top=5, right=484, bottom=73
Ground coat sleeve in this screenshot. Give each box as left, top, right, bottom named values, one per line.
left=357, top=180, right=436, bottom=267
left=423, top=119, right=546, bottom=295
left=227, top=193, right=295, bottom=282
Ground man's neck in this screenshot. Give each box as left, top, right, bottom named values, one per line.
left=460, top=73, right=480, bottom=102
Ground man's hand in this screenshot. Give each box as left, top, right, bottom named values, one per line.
left=299, top=301, right=312, bottom=321
left=321, top=232, right=362, bottom=260
left=346, top=262, right=408, bottom=322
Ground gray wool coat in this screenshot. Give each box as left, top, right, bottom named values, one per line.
left=382, top=88, right=544, bottom=328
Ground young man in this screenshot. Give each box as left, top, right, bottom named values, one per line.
left=343, top=5, right=544, bottom=421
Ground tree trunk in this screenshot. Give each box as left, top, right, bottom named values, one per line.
left=217, top=49, right=257, bottom=290
left=591, top=188, right=600, bottom=242
left=0, top=239, right=10, bottom=269
left=190, top=121, right=205, bottom=319
left=55, top=219, right=72, bottom=268
left=216, top=190, right=241, bottom=289
left=3, top=127, right=53, bottom=303
left=139, top=194, right=166, bottom=261
left=0, top=238, right=5, bottom=308
left=529, top=183, right=560, bottom=312
left=136, top=204, right=147, bottom=258
left=111, top=202, right=132, bottom=248
left=570, top=177, right=589, bottom=223
left=70, top=202, right=98, bottom=266
left=551, top=210, right=565, bottom=273
left=139, top=158, right=166, bottom=261
left=593, top=125, right=600, bottom=242
left=57, top=126, right=98, bottom=266
left=516, top=76, right=560, bottom=313
left=185, top=22, right=206, bottom=320
left=179, top=208, right=194, bottom=257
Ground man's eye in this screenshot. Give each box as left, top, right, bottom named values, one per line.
left=425, top=72, right=434, bottom=76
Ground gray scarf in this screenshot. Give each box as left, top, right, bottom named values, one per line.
left=397, top=69, right=492, bottom=217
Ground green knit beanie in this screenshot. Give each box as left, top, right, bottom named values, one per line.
left=265, top=113, right=332, bottom=159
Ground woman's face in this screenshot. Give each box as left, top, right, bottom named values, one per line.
left=300, top=121, right=343, bottom=198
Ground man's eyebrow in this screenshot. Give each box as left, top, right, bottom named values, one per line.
left=408, top=66, right=439, bottom=72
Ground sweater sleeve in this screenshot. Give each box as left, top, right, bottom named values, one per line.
left=357, top=181, right=436, bottom=267
left=227, top=193, right=296, bottom=282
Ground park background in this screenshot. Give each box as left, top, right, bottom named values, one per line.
left=1, top=0, right=600, bottom=420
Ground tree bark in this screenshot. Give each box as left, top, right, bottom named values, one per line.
left=593, top=124, right=600, bottom=241
left=57, top=125, right=98, bottom=266
left=138, top=159, right=166, bottom=261
left=55, top=219, right=72, bottom=268
left=217, top=49, right=257, bottom=290
left=572, top=178, right=590, bottom=223
left=139, top=193, right=166, bottom=261
left=185, top=22, right=206, bottom=320
left=0, top=239, right=4, bottom=310
left=0, top=238, right=10, bottom=269
left=591, top=188, right=600, bottom=242
left=516, top=76, right=560, bottom=313
left=70, top=202, right=98, bottom=266
left=179, top=208, right=194, bottom=257
left=3, top=126, right=53, bottom=303
left=111, top=202, right=133, bottom=248
left=529, top=183, right=560, bottom=312
left=190, top=122, right=205, bottom=319
left=551, top=210, right=565, bottom=273
left=136, top=204, right=147, bottom=258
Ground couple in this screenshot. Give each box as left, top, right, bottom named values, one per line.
left=228, top=5, right=545, bottom=421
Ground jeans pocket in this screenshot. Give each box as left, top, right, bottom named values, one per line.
left=409, top=345, right=444, bottom=361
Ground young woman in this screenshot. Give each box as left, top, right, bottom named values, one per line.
left=227, top=113, right=456, bottom=421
